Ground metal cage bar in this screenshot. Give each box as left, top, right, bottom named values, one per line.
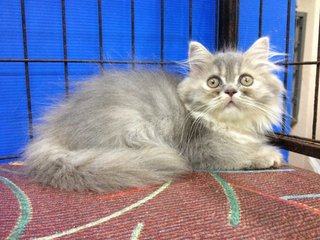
left=0, top=58, right=319, bottom=66
left=258, top=0, right=263, bottom=37
left=281, top=0, right=292, bottom=133
left=189, top=0, right=193, bottom=41
left=312, top=14, right=320, bottom=140
left=160, top=0, right=164, bottom=69
left=217, top=0, right=239, bottom=50
left=97, top=0, right=104, bottom=72
left=131, top=0, right=135, bottom=68
left=270, top=133, right=320, bottom=159
left=20, top=0, right=33, bottom=140
left=61, top=0, right=69, bottom=96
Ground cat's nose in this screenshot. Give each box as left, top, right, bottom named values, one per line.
left=224, top=88, right=237, bottom=97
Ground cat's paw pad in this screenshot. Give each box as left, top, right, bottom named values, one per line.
left=252, top=147, right=283, bottom=169
left=268, top=152, right=282, bottom=168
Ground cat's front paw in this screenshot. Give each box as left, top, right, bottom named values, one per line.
left=251, top=146, right=283, bottom=169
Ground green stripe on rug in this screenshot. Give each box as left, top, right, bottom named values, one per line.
left=210, top=172, right=240, bottom=226
left=131, top=222, right=144, bottom=240
left=0, top=176, right=31, bottom=240
left=35, top=181, right=171, bottom=240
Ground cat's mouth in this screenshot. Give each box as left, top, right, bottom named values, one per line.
left=225, top=99, right=238, bottom=109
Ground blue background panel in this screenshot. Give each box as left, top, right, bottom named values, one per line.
left=102, top=0, right=132, bottom=61
left=164, top=0, right=190, bottom=62
left=0, top=0, right=28, bottom=157
left=0, top=0, right=24, bottom=58
left=0, top=63, right=29, bottom=157
left=238, top=0, right=260, bottom=51
left=29, top=63, right=66, bottom=124
left=192, top=0, right=216, bottom=52
left=25, top=1, right=64, bottom=59
left=65, top=0, right=100, bottom=60
left=66, top=0, right=101, bottom=79
left=135, top=0, right=161, bottom=61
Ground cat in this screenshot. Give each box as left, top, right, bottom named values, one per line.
left=24, top=37, right=285, bottom=193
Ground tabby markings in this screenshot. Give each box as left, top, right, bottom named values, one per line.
left=210, top=172, right=240, bottom=226
left=130, top=222, right=144, bottom=240
left=35, top=181, right=172, bottom=240
left=0, top=176, right=31, bottom=240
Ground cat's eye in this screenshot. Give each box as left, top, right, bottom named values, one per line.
left=239, top=74, right=254, bottom=87
left=207, top=76, right=221, bottom=88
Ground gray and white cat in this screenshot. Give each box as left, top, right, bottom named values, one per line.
left=24, top=37, right=284, bottom=192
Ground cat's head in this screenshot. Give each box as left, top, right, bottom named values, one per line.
left=178, top=37, right=285, bottom=133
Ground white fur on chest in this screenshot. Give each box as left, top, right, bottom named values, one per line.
left=225, top=129, right=260, bottom=144
left=191, top=112, right=263, bottom=144
left=209, top=119, right=261, bottom=144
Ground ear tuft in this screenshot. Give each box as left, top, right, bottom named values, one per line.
left=252, top=37, right=269, bottom=50
left=188, top=41, right=212, bottom=73
left=245, top=37, right=270, bottom=60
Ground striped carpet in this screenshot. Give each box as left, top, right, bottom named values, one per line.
left=1, top=162, right=320, bottom=239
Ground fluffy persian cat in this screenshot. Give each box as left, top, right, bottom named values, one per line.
left=24, top=37, right=284, bottom=192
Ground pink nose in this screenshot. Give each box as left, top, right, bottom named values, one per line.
left=224, top=89, right=237, bottom=97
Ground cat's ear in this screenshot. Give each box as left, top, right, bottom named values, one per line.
left=188, top=41, right=212, bottom=74
left=244, top=37, right=269, bottom=61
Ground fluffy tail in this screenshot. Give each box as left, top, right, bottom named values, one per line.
left=24, top=139, right=190, bottom=192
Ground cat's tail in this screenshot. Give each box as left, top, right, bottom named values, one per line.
left=24, top=138, right=190, bottom=192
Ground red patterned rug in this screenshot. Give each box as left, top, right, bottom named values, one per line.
left=1, top=162, right=320, bottom=239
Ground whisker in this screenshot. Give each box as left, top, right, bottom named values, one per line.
left=177, top=96, right=225, bottom=149
left=182, top=104, right=214, bottom=154
left=238, top=98, right=292, bottom=133
left=176, top=104, right=208, bottom=148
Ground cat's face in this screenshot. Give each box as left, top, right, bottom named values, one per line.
left=178, top=37, right=285, bottom=133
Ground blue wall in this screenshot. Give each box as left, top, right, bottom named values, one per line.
left=0, top=0, right=294, bottom=161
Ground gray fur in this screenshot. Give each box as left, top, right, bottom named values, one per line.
left=24, top=37, right=284, bottom=192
